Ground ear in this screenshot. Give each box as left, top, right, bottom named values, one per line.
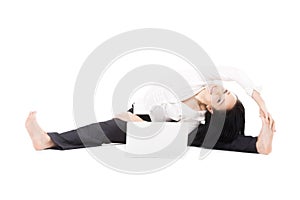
left=206, top=105, right=214, bottom=114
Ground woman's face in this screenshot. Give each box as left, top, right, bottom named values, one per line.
left=198, top=84, right=237, bottom=111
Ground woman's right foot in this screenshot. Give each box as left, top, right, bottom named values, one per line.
left=25, top=112, right=54, bottom=150
left=256, top=117, right=274, bottom=154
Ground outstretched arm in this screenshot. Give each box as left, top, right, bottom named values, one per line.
left=252, top=90, right=276, bottom=131
left=214, top=67, right=259, bottom=96
left=217, top=67, right=276, bottom=131
left=115, top=112, right=144, bottom=122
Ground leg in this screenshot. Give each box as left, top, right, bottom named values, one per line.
left=25, top=112, right=128, bottom=150
left=188, top=117, right=274, bottom=154
left=188, top=127, right=259, bottom=153
left=208, top=135, right=259, bottom=153
left=47, top=118, right=127, bottom=150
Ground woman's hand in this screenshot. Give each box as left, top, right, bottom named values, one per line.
left=259, top=109, right=276, bottom=132
left=115, top=112, right=144, bottom=122
left=252, top=90, right=276, bottom=132
left=259, top=103, right=269, bottom=119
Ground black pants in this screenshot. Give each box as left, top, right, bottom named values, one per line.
left=47, top=112, right=258, bottom=153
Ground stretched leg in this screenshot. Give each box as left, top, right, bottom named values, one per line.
left=188, top=127, right=259, bottom=153
left=189, top=116, right=274, bottom=154
left=26, top=112, right=273, bottom=153
left=25, top=112, right=128, bottom=150
left=47, top=118, right=127, bottom=150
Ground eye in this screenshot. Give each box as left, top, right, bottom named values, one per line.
left=223, top=89, right=228, bottom=94
left=217, top=98, right=221, bottom=103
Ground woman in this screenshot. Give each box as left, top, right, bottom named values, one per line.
left=25, top=67, right=275, bottom=154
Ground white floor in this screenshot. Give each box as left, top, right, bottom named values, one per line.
left=1, top=1, right=300, bottom=199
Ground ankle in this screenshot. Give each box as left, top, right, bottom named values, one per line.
left=33, top=132, right=54, bottom=150
left=43, top=132, right=55, bottom=149
left=256, top=138, right=272, bottom=155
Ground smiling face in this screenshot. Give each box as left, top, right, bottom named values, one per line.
left=196, top=84, right=237, bottom=113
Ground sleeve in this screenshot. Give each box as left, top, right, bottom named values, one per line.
left=149, top=103, right=182, bottom=122
left=213, top=67, right=261, bottom=97
left=132, top=86, right=180, bottom=115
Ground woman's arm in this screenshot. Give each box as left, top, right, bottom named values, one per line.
left=115, top=112, right=144, bottom=122
left=252, top=90, right=275, bottom=131
left=217, top=67, right=275, bottom=130
left=216, top=67, right=259, bottom=97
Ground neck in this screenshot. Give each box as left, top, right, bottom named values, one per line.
left=195, top=88, right=209, bottom=105
left=182, top=95, right=207, bottom=111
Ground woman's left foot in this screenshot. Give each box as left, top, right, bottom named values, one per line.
left=25, top=112, right=54, bottom=150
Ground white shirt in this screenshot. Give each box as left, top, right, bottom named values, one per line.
left=133, top=67, right=259, bottom=123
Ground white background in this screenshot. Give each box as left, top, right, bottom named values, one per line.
left=1, top=0, right=299, bottom=199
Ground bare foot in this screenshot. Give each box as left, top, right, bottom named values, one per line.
left=25, top=112, right=54, bottom=150
left=256, top=118, right=274, bottom=155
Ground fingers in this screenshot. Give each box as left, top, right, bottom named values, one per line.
left=115, top=112, right=144, bottom=122
left=29, top=111, right=37, bottom=116
left=260, top=113, right=276, bottom=132
left=260, top=113, right=270, bottom=124
left=261, top=115, right=268, bottom=125
left=259, top=109, right=265, bottom=118
left=259, top=109, right=269, bottom=123
left=130, top=114, right=144, bottom=122
left=272, top=120, right=276, bottom=132
left=259, top=106, right=276, bottom=132
left=268, top=113, right=273, bottom=129
left=265, top=111, right=270, bottom=124
left=267, top=113, right=276, bottom=132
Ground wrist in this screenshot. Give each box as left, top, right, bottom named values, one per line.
left=252, top=90, right=265, bottom=107
left=252, top=90, right=260, bottom=99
